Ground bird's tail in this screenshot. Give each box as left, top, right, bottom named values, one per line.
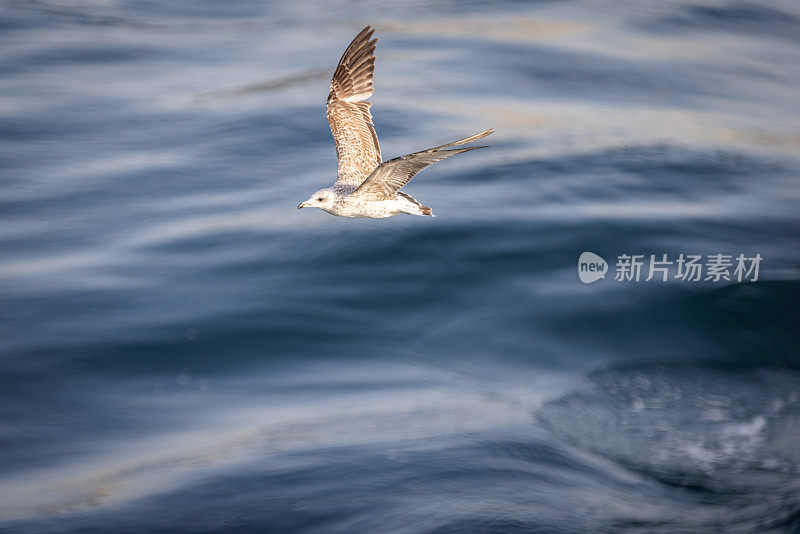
left=397, top=192, right=435, bottom=217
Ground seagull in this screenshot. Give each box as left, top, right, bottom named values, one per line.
left=298, top=26, right=493, bottom=218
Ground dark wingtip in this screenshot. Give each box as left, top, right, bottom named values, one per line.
left=357, top=25, right=374, bottom=40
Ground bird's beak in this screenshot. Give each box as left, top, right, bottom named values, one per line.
left=297, top=201, right=308, bottom=209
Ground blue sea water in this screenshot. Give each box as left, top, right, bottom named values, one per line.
left=1, top=1, right=800, bottom=532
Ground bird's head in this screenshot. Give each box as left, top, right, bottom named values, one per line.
left=298, top=189, right=335, bottom=212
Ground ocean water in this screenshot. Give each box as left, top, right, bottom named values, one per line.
left=1, top=0, right=800, bottom=532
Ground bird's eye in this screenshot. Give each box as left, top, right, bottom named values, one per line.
left=317, top=197, right=324, bottom=202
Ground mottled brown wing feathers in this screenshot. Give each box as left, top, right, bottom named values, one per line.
left=327, top=26, right=382, bottom=186
left=355, top=129, right=494, bottom=199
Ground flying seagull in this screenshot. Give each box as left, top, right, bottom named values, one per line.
left=298, top=26, right=493, bottom=218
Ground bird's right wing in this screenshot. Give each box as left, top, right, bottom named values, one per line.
left=327, top=26, right=382, bottom=187
left=354, top=129, right=493, bottom=199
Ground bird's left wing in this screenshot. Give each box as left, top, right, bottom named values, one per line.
left=355, top=129, right=493, bottom=199
left=327, top=26, right=382, bottom=186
